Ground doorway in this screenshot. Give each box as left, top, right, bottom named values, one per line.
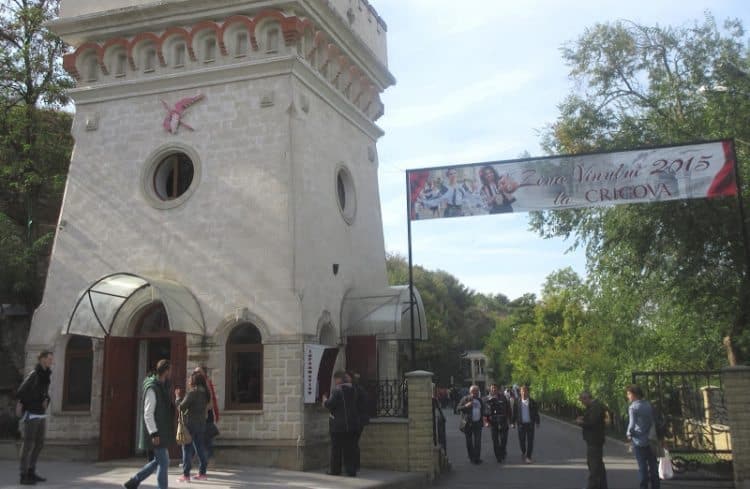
left=99, top=302, right=187, bottom=461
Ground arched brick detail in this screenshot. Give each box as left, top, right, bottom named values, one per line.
left=326, top=43, right=340, bottom=59
left=160, top=27, right=194, bottom=61
left=281, top=17, right=308, bottom=46
left=101, top=38, right=129, bottom=75
left=128, top=32, right=164, bottom=69
left=313, top=30, right=328, bottom=48
left=190, top=21, right=224, bottom=55
left=219, top=15, right=256, bottom=53
left=62, top=53, right=80, bottom=80
left=337, top=55, right=350, bottom=73
left=252, top=8, right=287, bottom=26
left=72, top=42, right=105, bottom=78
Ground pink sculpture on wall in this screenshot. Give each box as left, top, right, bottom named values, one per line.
left=161, top=94, right=204, bottom=134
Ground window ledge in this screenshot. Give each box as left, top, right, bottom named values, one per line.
left=55, top=410, right=92, bottom=416
left=223, top=409, right=263, bottom=415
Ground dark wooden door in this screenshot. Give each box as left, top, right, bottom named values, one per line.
left=168, top=333, right=186, bottom=459
left=99, top=336, right=138, bottom=461
left=346, top=335, right=377, bottom=383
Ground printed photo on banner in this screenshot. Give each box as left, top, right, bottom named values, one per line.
left=407, top=140, right=737, bottom=221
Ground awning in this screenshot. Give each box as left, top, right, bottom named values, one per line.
left=64, top=273, right=205, bottom=338
left=341, top=286, right=427, bottom=341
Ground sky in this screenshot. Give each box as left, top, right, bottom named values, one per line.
left=369, top=0, right=750, bottom=300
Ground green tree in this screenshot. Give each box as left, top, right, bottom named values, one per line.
left=532, top=14, right=750, bottom=365
left=0, top=0, right=73, bottom=306
left=386, top=253, right=511, bottom=384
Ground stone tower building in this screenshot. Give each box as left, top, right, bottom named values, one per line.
left=28, top=0, right=425, bottom=469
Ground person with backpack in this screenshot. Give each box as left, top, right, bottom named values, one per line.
left=16, top=350, right=54, bottom=486
left=576, top=391, right=609, bottom=489
left=626, top=384, right=660, bottom=489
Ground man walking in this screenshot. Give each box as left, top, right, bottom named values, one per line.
left=123, top=359, right=174, bottom=489
left=577, top=391, right=609, bottom=489
left=458, top=385, right=484, bottom=464
left=16, top=350, right=54, bottom=485
left=626, top=384, right=660, bottom=489
left=485, top=383, right=511, bottom=463
left=512, top=385, right=540, bottom=463
left=323, top=371, right=360, bottom=477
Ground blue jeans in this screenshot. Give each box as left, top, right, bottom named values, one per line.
left=133, top=446, right=169, bottom=489
left=182, top=425, right=208, bottom=477
left=633, top=445, right=660, bottom=489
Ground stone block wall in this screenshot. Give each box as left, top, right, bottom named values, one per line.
left=723, top=366, right=750, bottom=489
left=360, top=418, right=409, bottom=471
left=214, top=341, right=305, bottom=468
left=357, top=370, right=441, bottom=480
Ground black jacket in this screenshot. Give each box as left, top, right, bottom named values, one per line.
left=485, top=394, right=511, bottom=426
left=512, top=397, right=540, bottom=426
left=325, top=383, right=360, bottom=433
left=581, top=399, right=607, bottom=445
left=353, top=383, right=370, bottom=429
left=17, top=364, right=51, bottom=415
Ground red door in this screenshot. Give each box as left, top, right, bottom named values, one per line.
left=168, top=333, right=187, bottom=459
left=346, top=336, right=377, bottom=382
left=99, top=337, right=138, bottom=461
left=346, top=336, right=378, bottom=417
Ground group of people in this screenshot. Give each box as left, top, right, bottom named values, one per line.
left=321, top=370, right=369, bottom=477
left=122, top=361, right=220, bottom=489
left=14, top=351, right=220, bottom=489
left=457, top=384, right=540, bottom=465
left=453, top=382, right=665, bottom=489
left=575, top=384, right=665, bottom=489
left=414, top=166, right=520, bottom=219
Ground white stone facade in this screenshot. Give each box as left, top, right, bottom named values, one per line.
left=29, top=0, right=395, bottom=469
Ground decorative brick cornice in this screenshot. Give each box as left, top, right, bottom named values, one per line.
left=62, top=8, right=384, bottom=121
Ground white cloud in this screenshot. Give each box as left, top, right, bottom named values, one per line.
left=381, top=70, right=537, bottom=129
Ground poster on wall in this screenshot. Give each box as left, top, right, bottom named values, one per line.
left=407, top=140, right=738, bottom=220
left=303, top=344, right=339, bottom=404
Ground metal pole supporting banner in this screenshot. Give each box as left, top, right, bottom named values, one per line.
left=406, top=171, right=416, bottom=371
left=730, top=140, right=750, bottom=275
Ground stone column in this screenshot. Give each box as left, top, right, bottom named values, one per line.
left=405, top=370, right=436, bottom=479
left=722, top=366, right=750, bottom=489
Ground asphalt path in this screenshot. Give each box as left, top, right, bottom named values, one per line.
left=433, top=411, right=729, bottom=489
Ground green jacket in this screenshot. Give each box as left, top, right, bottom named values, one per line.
left=140, top=375, right=175, bottom=450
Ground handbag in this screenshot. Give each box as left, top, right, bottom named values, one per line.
left=659, top=449, right=674, bottom=480
left=176, top=411, right=192, bottom=445
left=459, top=417, right=470, bottom=433
left=206, top=421, right=220, bottom=439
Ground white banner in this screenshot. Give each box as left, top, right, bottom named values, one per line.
left=304, top=344, right=328, bottom=404
left=408, top=140, right=737, bottom=220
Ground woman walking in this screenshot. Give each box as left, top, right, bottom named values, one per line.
left=176, top=371, right=210, bottom=483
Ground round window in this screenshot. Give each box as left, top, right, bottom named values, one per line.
left=142, top=145, right=201, bottom=210
left=336, top=166, right=356, bottom=224
left=153, top=153, right=194, bottom=200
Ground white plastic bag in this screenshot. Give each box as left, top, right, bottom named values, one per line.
left=659, top=449, right=674, bottom=480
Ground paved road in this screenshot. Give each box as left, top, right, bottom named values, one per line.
left=434, top=411, right=730, bottom=489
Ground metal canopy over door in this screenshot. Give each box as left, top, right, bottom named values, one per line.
left=64, top=273, right=205, bottom=338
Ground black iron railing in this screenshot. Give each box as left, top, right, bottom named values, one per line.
left=364, top=379, right=408, bottom=418
left=632, top=370, right=733, bottom=482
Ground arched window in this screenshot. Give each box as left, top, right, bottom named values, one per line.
left=63, top=335, right=93, bottom=411
left=226, top=323, right=263, bottom=410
